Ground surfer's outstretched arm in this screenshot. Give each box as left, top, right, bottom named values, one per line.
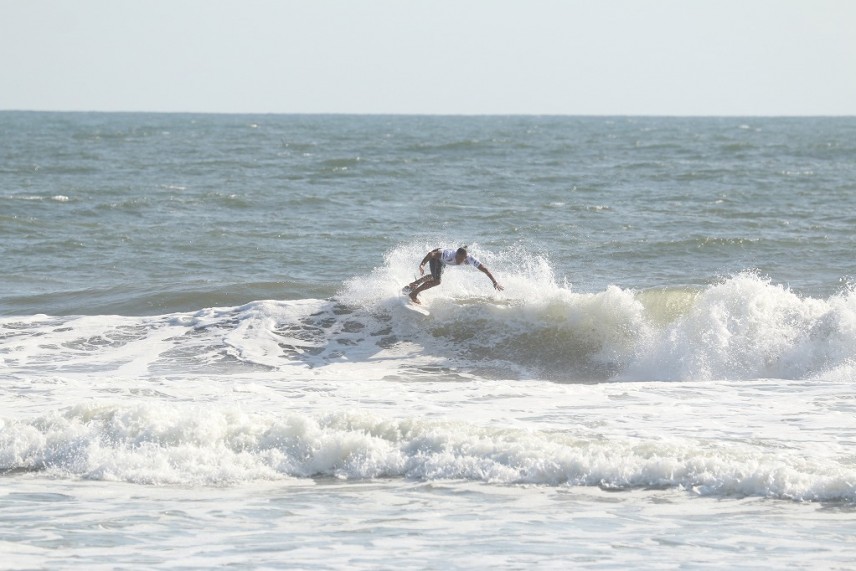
left=478, top=265, right=504, bottom=291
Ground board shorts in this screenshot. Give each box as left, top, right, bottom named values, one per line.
left=429, top=258, right=444, bottom=281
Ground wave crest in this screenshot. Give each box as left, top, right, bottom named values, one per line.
left=339, top=245, right=856, bottom=382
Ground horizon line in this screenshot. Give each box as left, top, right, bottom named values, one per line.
left=2, top=108, right=855, bottom=119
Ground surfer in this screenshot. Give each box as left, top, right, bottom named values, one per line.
left=403, top=247, right=504, bottom=304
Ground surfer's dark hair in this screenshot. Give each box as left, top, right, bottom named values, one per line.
left=456, top=247, right=467, bottom=256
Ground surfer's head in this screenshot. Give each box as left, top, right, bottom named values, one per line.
left=455, top=247, right=467, bottom=264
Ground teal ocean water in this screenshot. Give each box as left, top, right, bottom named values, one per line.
left=2, top=112, right=856, bottom=569
left=4, top=113, right=855, bottom=316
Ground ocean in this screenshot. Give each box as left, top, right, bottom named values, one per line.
left=2, top=112, right=856, bottom=569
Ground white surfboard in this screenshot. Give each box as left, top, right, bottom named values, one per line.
left=401, top=294, right=430, bottom=316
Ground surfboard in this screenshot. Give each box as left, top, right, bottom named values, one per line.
left=401, top=294, right=430, bottom=315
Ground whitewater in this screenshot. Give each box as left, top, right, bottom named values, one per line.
left=2, top=113, right=856, bottom=569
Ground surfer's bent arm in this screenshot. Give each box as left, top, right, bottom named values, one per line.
left=478, top=264, right=504, bottom=291
left=418, top=249, right=441, bottom=276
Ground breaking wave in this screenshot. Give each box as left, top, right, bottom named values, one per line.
left=4, top=243, right=856, bottom=383
left=3, top=402, right=854, bottom=501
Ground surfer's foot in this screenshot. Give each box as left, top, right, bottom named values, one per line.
left=402, top=286, right=412, bottom=294
left=409, top=293, right=421, bottom=304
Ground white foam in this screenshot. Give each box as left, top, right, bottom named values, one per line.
left=3, top=394, right=854, bottom=501
left=626, top=273, right=856, bottom=381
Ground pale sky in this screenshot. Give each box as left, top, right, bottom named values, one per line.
left=2, top=0, right=854, bottom=115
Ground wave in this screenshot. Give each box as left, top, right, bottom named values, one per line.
left=337, top=244, right=856, bottom=382
left=3, top=243, right=856, bottom=383
left=2, top=402, right=853, bottom=501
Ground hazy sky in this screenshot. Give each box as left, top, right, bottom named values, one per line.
left=2, top=0, right=854, bottom=115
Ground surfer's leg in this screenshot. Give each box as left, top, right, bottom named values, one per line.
left=406, top=259, right=443, bottom=295
left=410, top=258, right=444, bottom=303
left=405, top=275, right=432, bottom=292
left=409, top=276, right=440, bottom=304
